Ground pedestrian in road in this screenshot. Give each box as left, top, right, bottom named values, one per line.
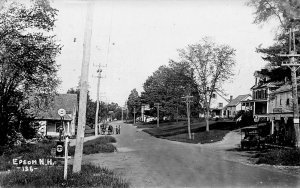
left=115, top=125, right=118, bottom=134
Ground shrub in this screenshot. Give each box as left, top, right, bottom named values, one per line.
left=256, top=149, right=300, bottom=166
left=69, top=136, right=117, bottom=156
left=0, top=164, right=129, bottom=188
left=235, top=110, right=254, bottom=127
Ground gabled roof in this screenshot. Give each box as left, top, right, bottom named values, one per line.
left=251, top=81, right=283, bottom=90
left=54, top=94, right=78, bottom=114
left=226, top=94, right=251, bottom=107
left=35, top=94, right=78, bottom=121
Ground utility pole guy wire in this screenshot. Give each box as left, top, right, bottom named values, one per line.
left=73, top=0, right=94, bottom=173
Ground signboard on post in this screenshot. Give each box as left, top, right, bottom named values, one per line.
left=58, top=108, right=66, bottom=117
left=57, top=108, right=69, bottom=180
left=56, top=141, right=64, bottom=157
left=273, top=108, right=283, bottom=113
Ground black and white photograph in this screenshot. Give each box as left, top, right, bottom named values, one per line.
left=1, top=0, right=300, bottom=187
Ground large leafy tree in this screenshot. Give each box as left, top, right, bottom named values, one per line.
left=179, top=37, right=236, bottom=131
left=0, top=0, right=61, bottom=146
left=247, top=0, right=300, bottom=81
left=247, top=0, right=300, bottom=28
left=142, top=61, right=199, bottom=120
left=127, top=89, right=141, bottom=119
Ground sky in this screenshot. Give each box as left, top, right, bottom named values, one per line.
left=51, top=0, right=279, bottom=106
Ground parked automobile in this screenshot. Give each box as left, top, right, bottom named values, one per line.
left=145, top=117, right=157, bottom=122
left=240, top=127, right=265, bottom=150
left=212, top=115, right=220, bottom=121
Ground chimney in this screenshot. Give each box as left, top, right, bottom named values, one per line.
left=230, top=96, right=233, bottom=102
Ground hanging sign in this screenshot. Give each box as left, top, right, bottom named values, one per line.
left=58, top=108, right=66, bottom=117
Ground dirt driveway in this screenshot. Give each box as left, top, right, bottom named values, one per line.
left=78, top=121, right=300, bottom=188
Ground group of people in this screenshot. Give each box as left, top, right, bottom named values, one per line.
left=115, top=125, right=121, bottom=134
left=99, top=124, right=121, bottom=135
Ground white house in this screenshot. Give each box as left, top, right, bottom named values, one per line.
left=209, top=91, right=230, bottom=118
left=224, top=94, right=252, bottom=118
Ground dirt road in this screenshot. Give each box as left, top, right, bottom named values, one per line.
left=82, top=121, right=300, bottom=188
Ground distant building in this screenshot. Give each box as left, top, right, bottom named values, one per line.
left=200, top=91, right=229, bottom=118
left=35, top=94, right=78, bottom=137
left=224, top=94, right=252, bottom=118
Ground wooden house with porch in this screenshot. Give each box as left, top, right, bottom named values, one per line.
left=224, top=94, right=252, bottom=118
left=242, top=69, right=298, bottom=146
left=35, top=94, right=78, bottom=137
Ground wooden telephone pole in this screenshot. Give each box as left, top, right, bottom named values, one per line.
left=121, top=107, right=124, bottom=122
left=182, top=95, right=193, bottom=139
left=279, top=22, right=300, bottom=147
left=95, top=68, right=102, bottom=136
left=73, top=0, right=94, bottom=173
left=133, top=106, right=136, bottom=125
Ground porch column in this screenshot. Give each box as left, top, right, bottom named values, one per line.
left=253, top=102, right=256, bottom=115
left=67, top=122, right=70, bottom=135
left=271, top=119, right=275, bottom=135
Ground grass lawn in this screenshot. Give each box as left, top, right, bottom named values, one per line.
left=253, top=148, right=300, bottom=166
left=0, top=164, right=129, bottom=188
left=69, top=136, right=117, bottom=155
left=142, top=119, right=237, bottom=144
left=0, top=136, right=128, bottom=187
left=166, top=130, right=230, bottom=144
left=0, top=136, right=117, bottom=171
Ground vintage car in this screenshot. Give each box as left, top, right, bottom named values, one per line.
left=240, top=127, right=266, bottom=150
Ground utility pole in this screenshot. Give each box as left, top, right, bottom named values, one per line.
left=154, top=103, right=161, bottom=128
left=279, top=21, right=300, bottom=147
left=125, top=101, right=128, bottom=123
left=182, top=95, right=193, bottom=139
left=73, top=0, right=94, bottom=173
left=121, top=107, right=124, bottom=122
left=95, top=68, right=102, bottom=136
left=133, top=106, right=136, bottom=125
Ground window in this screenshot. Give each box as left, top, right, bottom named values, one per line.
left=287, top=98, right=290, bottom=106
left=212, top=93, right=216, bottom=98
left=218, top=103, right=223, bottom=108
left=56, top=122, right=62, bottom=133
left=280, top=98, right=282, bottom=105
left=264, top=90, right=267, bottom=99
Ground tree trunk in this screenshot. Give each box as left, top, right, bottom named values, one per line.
left=0, top=112, right=9, bottom=146
left=206, top=106, right=210, bottom=132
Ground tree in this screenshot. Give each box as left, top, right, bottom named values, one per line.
left=68, top=86, right=123, bottom=126
left=127, top=89, right=141, bottom=119
left=67, top=87, right=97, bottom=128
left=247, top=0, right=300, bottom=28
left=0, top=0, right=61, bottom=146
left=142, top=61, right=200, bottom=120
left=178, top=37, right=236, bottom=131
left=247, top=0, right=300, bottom=81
